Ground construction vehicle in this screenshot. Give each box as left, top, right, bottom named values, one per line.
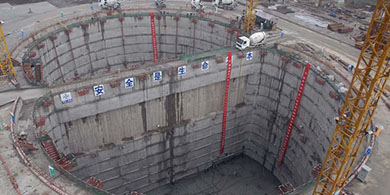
left=213, top=0, right=238, bottom=10
left=236, top=31, right=266, bottom=50
left=155, top=0, right=166, bottom=8
left=191, top=0, right=204, bottom=11
left=355, top=41, right=364, bottom=49
left=98, top=0, right=121, bottom=10
left=313, top=0, right=390, bottom=194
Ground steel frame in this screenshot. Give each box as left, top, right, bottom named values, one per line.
left=0, top=24, right=16, bottom=78
left=244, top=0, right=258, bottom=33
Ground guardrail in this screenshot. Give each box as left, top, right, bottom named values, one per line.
left=33, top=94, right=113, bottom=195
left=10, top=97, right=69, bottom=195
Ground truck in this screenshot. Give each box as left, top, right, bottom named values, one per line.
left=99, top=0, right=121, bottom=10
left=236, top=32, right=266, bottom=50
left=191, top=0, right=204, bottom=11
left=155, top=0, right=166, bottom=8
left=213, top=0, right=237, bottom=10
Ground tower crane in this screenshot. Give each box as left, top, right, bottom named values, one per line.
left=0, top=23, right=16, bottom=79
left=313, top=0, right=390, bottom=194
left=244, top=0, right=258, bottom=33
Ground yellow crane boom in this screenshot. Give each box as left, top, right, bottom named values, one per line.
left=0, top=24, right=16, bottom=79
left=313, top=0, right=390, bottom=194
left=244, top=0, right=258, bottom=33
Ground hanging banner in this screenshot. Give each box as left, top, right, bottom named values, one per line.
left=150, top=12, right=158, bottom=63
left=220, top=51, right=233, bottom=154
left=277, top=62, right=311, bottom=167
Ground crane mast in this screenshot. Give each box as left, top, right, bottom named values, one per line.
left=244, top=0, right=258, bottom=33
left=0, top=24, right=16, bottom=79
left=313, top=0, right=390, bottom=194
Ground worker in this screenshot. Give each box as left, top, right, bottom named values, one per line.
left=18, top=131, right=28, bottom=141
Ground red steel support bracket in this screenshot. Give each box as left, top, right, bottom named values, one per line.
left=220, top=51, right=233, bottom=154
left=277, top=62, right=311, bottom=167
left=150, top=12, right=158, bottom=63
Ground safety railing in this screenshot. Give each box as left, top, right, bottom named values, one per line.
left=10, top=97, right=69, bottom=195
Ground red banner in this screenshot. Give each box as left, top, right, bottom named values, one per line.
left=220, top=51, right=233, bottom=154
left=277, top=62, right=311, bottom=167
left=150, top=12, right=158, bottom=63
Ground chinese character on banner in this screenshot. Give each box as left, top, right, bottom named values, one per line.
left=178, top=66, right=186, bottom=76
left=60, top=92, right=73, bottom=104
left=246, top=52, right=253, bottom=61
left=124, top=77, right=134, bottom=88
left=201, top=61, right=209, bottom=71
left=94, top=85, right=105, bottom=96
left=153, top=71, right=162, bottom=82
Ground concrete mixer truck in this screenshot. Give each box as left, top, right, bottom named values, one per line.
left=213, top=0, right=238, bottom=10
left=236, top=32, right=266, bottom=50
left=191, top=0, right=204, bottom=11
left=99, top=0, right=121, bottom=10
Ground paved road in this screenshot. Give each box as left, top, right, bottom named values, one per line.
left=0, top=88, right=48, bottom=105
left=265, top=10, right=361, bottom=62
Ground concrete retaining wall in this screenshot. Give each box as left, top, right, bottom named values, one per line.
left=34, top=48, right=344, bottom=194
left=26, top=13, right=237, bottom=86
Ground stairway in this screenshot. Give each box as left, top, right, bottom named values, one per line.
left=41, top=141, right=73, bottom=170
left=42, top=141, right=60, bottom=161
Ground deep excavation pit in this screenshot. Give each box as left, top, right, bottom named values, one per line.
left=20, top=9, right=345, bottom=194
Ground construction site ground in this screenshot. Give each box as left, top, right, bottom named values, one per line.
left=0, top=1, right=389, bottom=195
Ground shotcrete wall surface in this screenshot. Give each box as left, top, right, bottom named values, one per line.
left=22, top=11, right=237, bottom=86
left=28, top=10, right=344, bottom=195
